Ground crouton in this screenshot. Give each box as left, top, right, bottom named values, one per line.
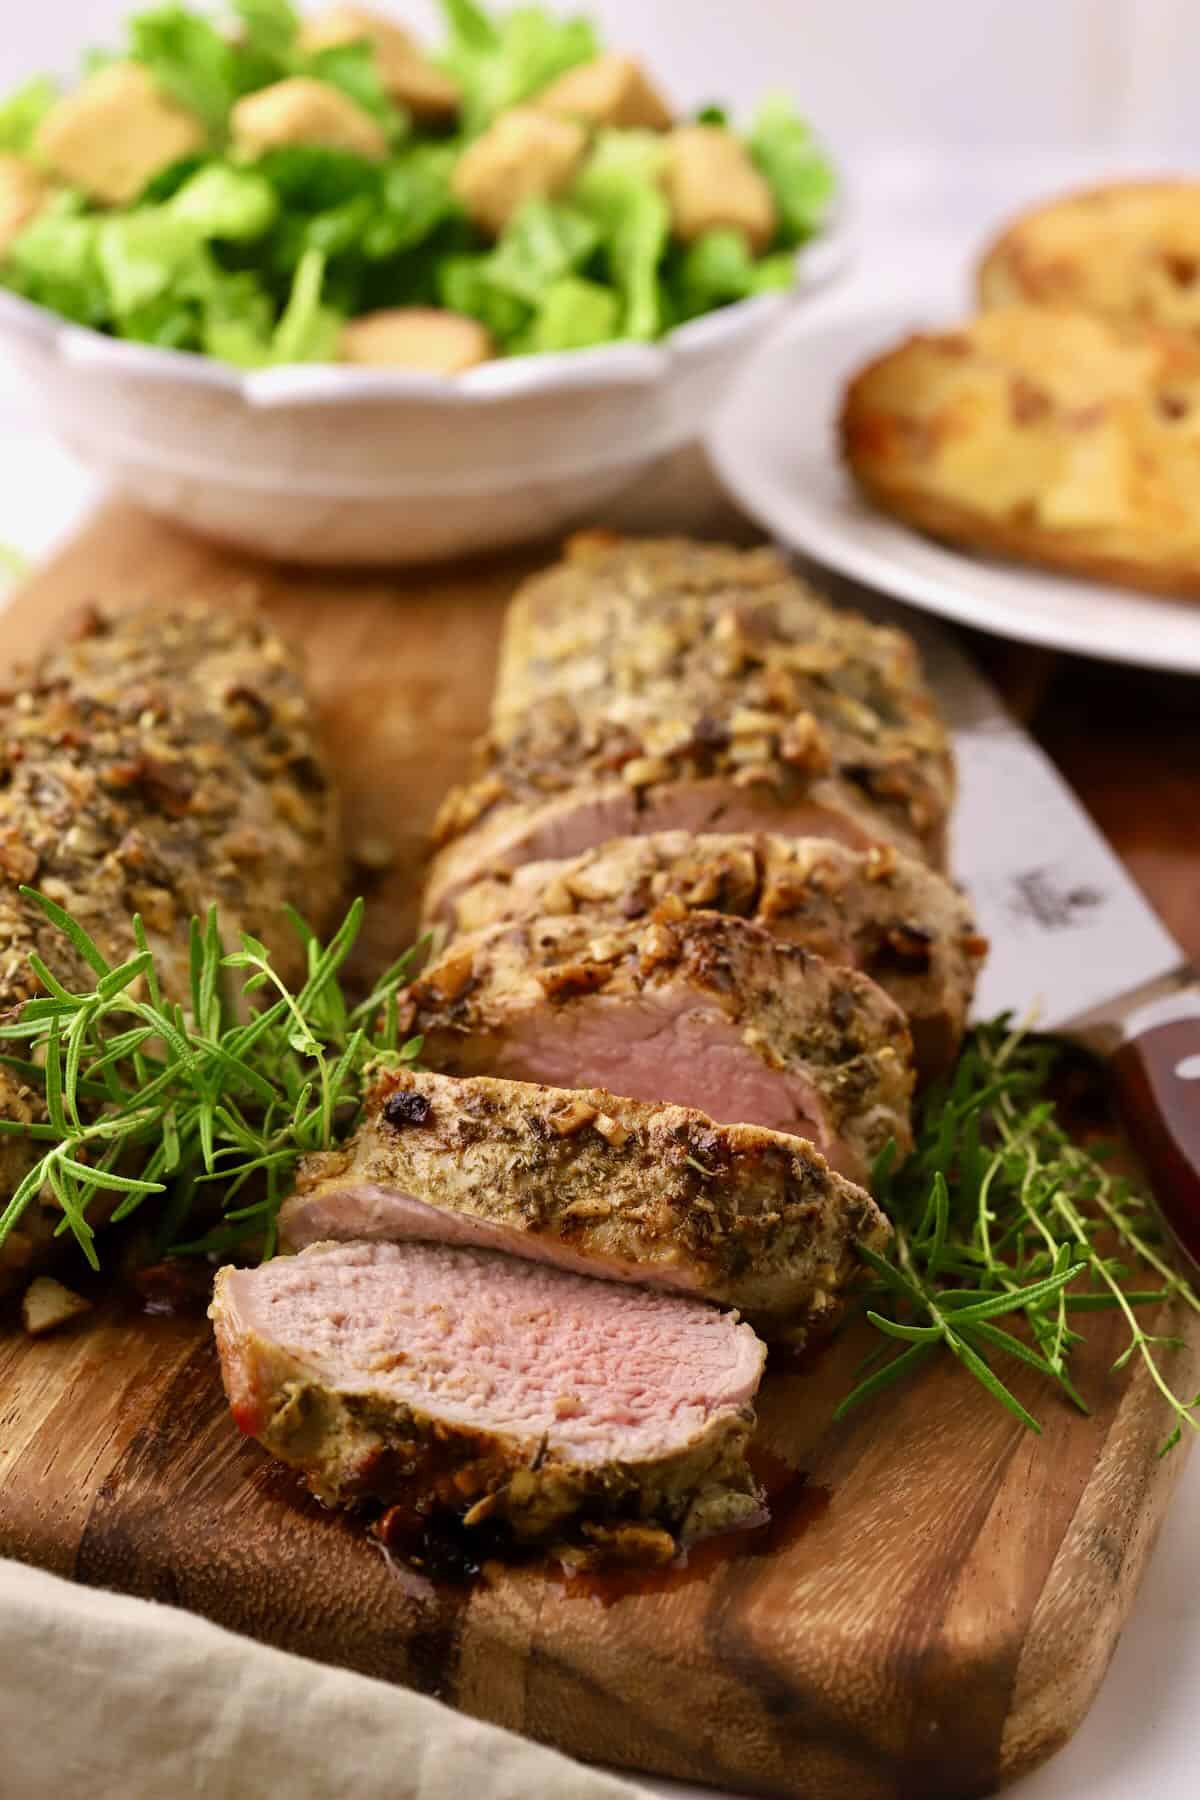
left=298, top=6, right=460, bottom=120
left=35, top=62, right=207, bottom=208
left=231, top=76, right=388, bottom=162
left=536, top=54, right=672, bottom=131
left=339, top=307, right=493, bottom=372
left=0, top=156, right=51, bottom=255
left=22, top=1276, right=92, bottom=1337
left=452, top=106, right=587, bottom=237
left=662, top=125, right=776, bottom=255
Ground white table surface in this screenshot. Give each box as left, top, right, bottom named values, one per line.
left=1, top=152, right=1198, bottom=1800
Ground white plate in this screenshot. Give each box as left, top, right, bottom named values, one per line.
left=709, top=303, right=1200, bottom=675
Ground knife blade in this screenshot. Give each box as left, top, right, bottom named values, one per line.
left=814, top=567, right=1200, bottom=1266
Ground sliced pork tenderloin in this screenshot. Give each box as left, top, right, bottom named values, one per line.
left=280, top=1067, right=890, bottom=1343
left=397, top=911, right=914, bottom=1185
left=0, top=603, right=342, bottom=1296
left=211, top=1239, right=766, bottom=1549
left=425, top=535, right=952, bottom=923
left=425, top=750, right=920, bottom=933
left=447, top=831, right=987, bottom=1078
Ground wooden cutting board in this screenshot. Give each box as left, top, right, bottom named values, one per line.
left=1, top=504, right=1198, bottom=1800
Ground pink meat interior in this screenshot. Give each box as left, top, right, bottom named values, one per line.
left=224, top=1241, right=763, bottom=1463
left=433, top=779, right=875, bottom=921
left=520, top=781, right=874, bottom=868
left=428, top=999, right=850, bottom=1174
left=280, top=1185, right=702, bottom=1294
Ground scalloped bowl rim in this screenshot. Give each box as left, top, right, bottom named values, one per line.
left=0, top=223, right=848, bottom=411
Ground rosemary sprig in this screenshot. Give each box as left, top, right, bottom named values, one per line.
left=839, top=1018, right=1200, bottom=1453
left=2, top=895, right=1197, bottom=1457
left=0, top=889, right=423, bottom=1265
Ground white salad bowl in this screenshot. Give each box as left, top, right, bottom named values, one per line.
left=0, top=227, right=845, bottom=565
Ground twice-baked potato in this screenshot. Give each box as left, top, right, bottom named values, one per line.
left=978, top=180, right=1200, bottom=338
left=841, top=305, right=1200, bottom=596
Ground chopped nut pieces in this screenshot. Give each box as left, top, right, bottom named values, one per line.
left=0, top=603, right=341, bottom=1298
left=22, top=1277, right=92, bottom=1337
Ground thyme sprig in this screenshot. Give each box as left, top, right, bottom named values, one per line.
left=840, top=1019, right=1200, bottom=1452
left=0, top=889, right=423, bottom=1265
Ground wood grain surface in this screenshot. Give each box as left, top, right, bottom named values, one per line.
left=1, top=504, right=1198, bottom=1800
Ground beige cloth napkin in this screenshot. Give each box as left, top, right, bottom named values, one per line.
left=0, top=1557, right=644, bottom=1800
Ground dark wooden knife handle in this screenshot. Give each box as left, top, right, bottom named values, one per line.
left=1112, top=1017, right=1200, bottom=1269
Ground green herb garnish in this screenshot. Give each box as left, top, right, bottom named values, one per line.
left=841, top=1019, right=1200, bottom=1453
left=4, top=897, right=1193, bottom=1456
left=0, top=889, right=423, bottom=1265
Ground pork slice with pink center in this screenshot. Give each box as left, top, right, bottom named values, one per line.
left=402, top=913, right=915, bottom=1188
left=281, top=1069, right=891, bottom=1343
left=211, top=1240, right=767, bottom=1548
left=423, top=773, right=927, bottom=929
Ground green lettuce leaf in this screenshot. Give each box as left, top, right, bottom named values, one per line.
left=250, top=145, right=381, bottom=209
left=438, top=0, right=598, bottom=133
left=0, top=77, right=57, bottom=153
left=673, top=227, right=757, bottom=316
left=607, top=185, right=669, bottom=340
left=232, top=0, right=300, bottom=64
left=521, top=275, right=619, bottom=352
left=572, top=128, right=667, bottom=200
left=167, top=164, right=278, bottom=240
left=127, top=5, right=237, bottom=136
left=572, top=133, right=670, bottom=340
left=139, top=153, right=213, bottom=204
left=294, top=193, right=376, bottom=262
left=362, top=148, right=461, bottom=258
left=3, top=199, right=107, bottom=329
left=95, top=210, right=213, bottom=316
left=746, top=96, right=834, bottom=246
left=203, top=246, right=342, bottom=365
left=670, top=228, right=797, bottom=322
left=485, top=199, right=598, bottom=305
left=299, top=42, right=408, bottom=139
left=248, top=143, right=459, bottom=293
left=201, top=268, right=278, bottom=363
left=750, top=249, right=799, bottom=293
left=271, top=246, right=342, bottom=361
left=118, top=292, right=206, bottom=349
left=437, top=252, right=531, bottom=346
left=433, top=198, right=601, bottom=350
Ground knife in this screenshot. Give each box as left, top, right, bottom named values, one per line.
left=818, top=569, right=1200, bottom=1266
